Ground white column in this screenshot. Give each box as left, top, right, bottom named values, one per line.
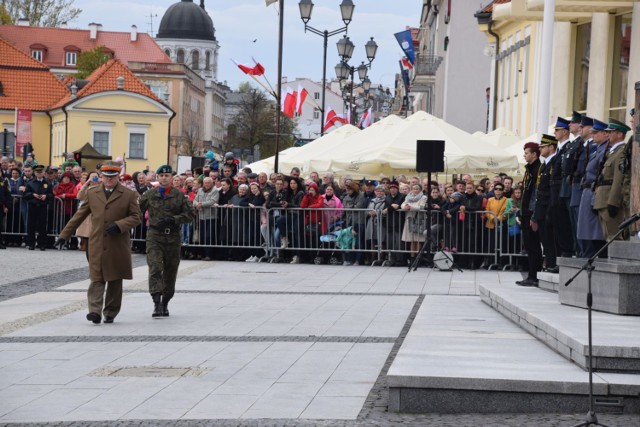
left=535, top=0, right=555, bottom=134
left=586, top=13, right=614, bottom=120
left=549, top=22, right=572, bottom=122
left=626, top=3, right=640, bottom=119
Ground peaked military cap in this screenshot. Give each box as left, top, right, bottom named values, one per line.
left=570, top=111, right=582, bottom=123
left=580, top=116, right=593, bottom=127
left=156, top=164, right=173, bottom=174
left=33, top=164, right=45, bottom=172
left=605, top=118, right=631, bottom=133
left=592, top=119, right=608, bottom=131
left=539, top=134, right=558, bottom=146
left=554, top=117, right=570, bottom=130
left=100, top=161, right=121, bottom=176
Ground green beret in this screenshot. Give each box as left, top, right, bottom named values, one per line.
left=156, top=165, right=173, bottom=174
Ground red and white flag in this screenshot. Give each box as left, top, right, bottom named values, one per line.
left=323, top=106, right=348, bottom=132
left=401, top=56, right=413, bottom=70
left=233, top=59, right=265, bottom=76
left=281, top=87, right=297, bottom=118
left=295, top=84, right=308, bottom=116
left=359, top=107, right=373, bottom=128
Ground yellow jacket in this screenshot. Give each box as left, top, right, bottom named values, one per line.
left=485, top=197, right=507, bottom=229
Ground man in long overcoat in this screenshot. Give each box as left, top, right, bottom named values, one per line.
left=57, top=162, right=141, bottom=324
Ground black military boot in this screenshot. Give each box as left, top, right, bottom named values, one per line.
left=152, top=293, right=163, bottom=318
left=161, top=295, right=170, bottom=317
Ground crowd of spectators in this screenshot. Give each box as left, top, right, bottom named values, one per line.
left=0, top=153, right=524, bottom=269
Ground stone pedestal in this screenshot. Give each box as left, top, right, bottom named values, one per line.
left=558, top=241, right=640, bottom=315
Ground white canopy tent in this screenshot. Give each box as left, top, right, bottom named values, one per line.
left=478, top=127, right=522, bottom=148
left=307, top=111, right=519, bottom=178
left=244, top=125, right=361, bottom=176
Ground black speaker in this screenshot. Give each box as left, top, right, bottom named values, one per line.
left=416, top=140, right=445, bottom=172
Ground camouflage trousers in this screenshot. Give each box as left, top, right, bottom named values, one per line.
left=147, top=230, right=182, bottom=300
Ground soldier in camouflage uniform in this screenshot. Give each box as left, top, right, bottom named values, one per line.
left=621, top=108, right=635, bottom=220
left=139, top=165, right=194, bottom=318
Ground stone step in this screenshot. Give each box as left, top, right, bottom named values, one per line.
left=480, top=282, right=640, bottom=373
left=387, top=295, right=640, bottom=414
left=537, top=271, right=559, bottom=293
left=608, top=241, right=640, bottom=262
left=558, top=257, right=640, bottom=315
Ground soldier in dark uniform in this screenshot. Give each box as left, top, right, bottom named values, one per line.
left=0, top=174, right=10, bottom=249
left=593, top=119, right=631, bottom=240
left=576, top=119, right=609, bottom=257
left=24, top=165, right=53, bottom=250
left=516, top=142, right=542, bottom=287
left=534, top=134, right=558, bottom=273
left=139, top=165, right=195, bottom=318
left=562, top=112, right=583, bottom=255
left=570, top=116, right=595, bottom=257
left=551, top=117, right=575, bottom=258
left=621, top=108, right=635, bottom=220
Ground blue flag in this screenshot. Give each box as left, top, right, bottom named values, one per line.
left=394, top=30, right=415, bottom=65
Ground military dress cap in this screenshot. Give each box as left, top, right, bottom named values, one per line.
left=580, top=115, right=593, bottom=127
left=554, top=117, right=570, bottom=130
left=570, top=111, right=582, bottom=123
left=100, top=161, right=121, bottom=177
left=156, top=164, right=173, bottom=174
left=592, top=118, right=608, bottom=131
left=539, top=134, right=558, bottom=146
left=364, top=180, right=376, bottom=186
left=523, top=142, right=539, bottom=151
left=605, top=118, right=631, bottom=133
left=33, top=164, right=45, bottom=172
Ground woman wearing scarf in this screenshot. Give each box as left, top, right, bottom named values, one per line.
left=365, top=185, right=387, bottom=257
left=401, top=183, right=428, bottom=263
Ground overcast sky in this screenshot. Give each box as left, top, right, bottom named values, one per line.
left=71, top=0, right=419, bottom=91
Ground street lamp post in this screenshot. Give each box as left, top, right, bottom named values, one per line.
left=335, top=36, right=377, bottom=125
left=298, top=0, right=355, bottom=136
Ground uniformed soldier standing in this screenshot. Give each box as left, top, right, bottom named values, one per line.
left=139, top=165, right=194, bottom=318
left=621, top=108, right=635, bottom=219
left=562, top=112, right=583, bottom=254
left=533, top=134, right=558, bottom=273
left=593, top=119, right=631, bottom=240
left=0, top=174, right=10, bottom=249
left=551, top=117, right=575, bottom=257
left=56, top=162, right=141, bottom=324
left=516, top=142, right=542, bottom=287
left=570, top=116, right=595, bottom=257
left=24, top=165, right=53, bottom=250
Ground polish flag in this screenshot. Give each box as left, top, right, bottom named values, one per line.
left=401, top=56, right=413, bottom=70
left=323, top=106, right=348, bottom=132
left=295, top=84, right=308, bottom=116
left=360, top=107, right=373, bottom=128
left=281, top=87, right=297, bottom=118
left=236, top=62, right=265, bottom=76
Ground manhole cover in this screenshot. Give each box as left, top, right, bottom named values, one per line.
left=90, top=366, right=209, bottom=377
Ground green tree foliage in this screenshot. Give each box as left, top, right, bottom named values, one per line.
left=75, top=46, right=110, bottom=79
left=1, top=0, right=81, bottom=27
left=227, top=84, right=297, bottom=162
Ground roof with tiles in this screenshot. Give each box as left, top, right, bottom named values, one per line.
left=0, top=25, right=171, bottom=70
left=52, top=58, right=163, bottom=109
left=0, top=37, right=70, bottom=111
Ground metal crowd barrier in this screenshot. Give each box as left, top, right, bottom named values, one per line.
left=2, top=196, right=526, bottom=270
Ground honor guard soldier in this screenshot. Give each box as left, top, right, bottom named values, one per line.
left=139, top=165, right=194, bottom=318
left=24, top=165, right=53, bottom=250
left=551, top=116, right=575, bottom=257
left=570, top=115, right=595, bottom=257
left=562, top=111, right=583, bottom=253
left=57, top=161, right=141, bottom=324
left=533, top=134, right=558, bottom=273
left=621, top=108, right=635, bottom=219
left=593, top=118, right=631, bottom=240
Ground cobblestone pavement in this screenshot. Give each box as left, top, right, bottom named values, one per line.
left=0, top=248, right=638, bottom=427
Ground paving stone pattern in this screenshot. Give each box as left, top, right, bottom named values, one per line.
left=0, top=250, right=638, bottom=426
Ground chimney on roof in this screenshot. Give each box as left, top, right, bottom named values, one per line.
left=88, top=23, right=102, bottom=40
left=130, top=25, right=138, bottom=42
left=116, top=76, right=124, bottom=90
left=200, top=0, right=205, bottom=9
left=17, top=18, right=29, bottom=26
left=70, top=83, right=77, bottom=100
left=60, top=22, right=68, bottom=29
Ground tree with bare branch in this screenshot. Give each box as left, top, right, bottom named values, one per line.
left=1, top=0, right=81, bottom=27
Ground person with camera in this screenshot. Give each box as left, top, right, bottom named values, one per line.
left=139, top=165, right=195, bottom=318
left=56, top=162, right=141, bottom=324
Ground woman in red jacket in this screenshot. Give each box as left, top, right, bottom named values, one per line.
left=54, top=171, right=78, bottom=237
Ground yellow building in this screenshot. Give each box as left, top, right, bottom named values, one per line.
left=476, top=0, right=639, bottom=135
left=0, top=36, right=174, bottom=171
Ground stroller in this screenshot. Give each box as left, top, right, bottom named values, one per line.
left=312, top=220, right=344, bottom=265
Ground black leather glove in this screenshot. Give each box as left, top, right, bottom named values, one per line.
left=105, top=223, right=120, bottom=235
left=157, top=217, right=175, bottom=228
left=54, top=238, right=66, bottom=250
left=607, top=204, right=618, bottom=218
